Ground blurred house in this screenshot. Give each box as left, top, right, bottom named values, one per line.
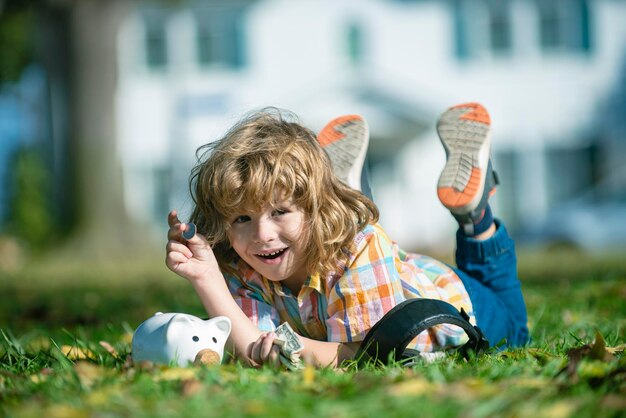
left=114, top=0, right=626, bottom=250
left=3, top=0, right=624, bottom=251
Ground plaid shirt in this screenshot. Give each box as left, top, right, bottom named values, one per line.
left=225, top=223, right=475, bottom=352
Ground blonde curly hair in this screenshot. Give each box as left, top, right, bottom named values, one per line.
left=189, top=108, right=379, bottom=279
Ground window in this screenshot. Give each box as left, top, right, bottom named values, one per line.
left=545, top=144, right=596, bottom=207
left=487, top=0, right=512, bottom=54
left=539, top=1, right=560, bottom=49
left=347, top=21, right=365, bottom=66
left=144, top=12, right=168, bottom=69
left=451, top=0, right=512, bottom=60
left=537, top=0, right=592, bottom=54
left=452, top=0, right=470, bottom=60
left=195, top=7, right=246, bottom=69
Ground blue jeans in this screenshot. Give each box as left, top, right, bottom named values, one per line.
left=453, top=219, right=529, bottom=347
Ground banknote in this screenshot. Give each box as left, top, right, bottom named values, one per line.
left=273, top=322, right=304, bottom=370
left=274, top=322, right=304, bottom=355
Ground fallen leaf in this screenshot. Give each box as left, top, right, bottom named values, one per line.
left=30, top=374, right=47, bottom=384
left=181, top=378, right=204, bottom=397
left=45, top=404, right=89, bottom=418
left=74, top=361, right=107, bottom=388
left=120, top=332, right=133, bottom=344
left=26, top=336, right=51, bottom=352
left=448, top=378, right=499, bottom=400
left=542, top=400, right=577, bottom=418
left=558, top=331, right=618, bottom=384
left=302, top=364, right=315, bottom=386
left=219, top=367, right=239, bottom=383
left=589, top=331, right=614, bottom=361
left=30, top=370, right=54, bottom=384
left=388, top=377, right=433, bottom=397
left=86, top=385, right=124, bottom=407
left=605, top=344, right=626, bottom=355
left=156, top=367, right=198, bottom=381
left=505, top=376, right=550, bottom=390
left=99, top=341, right=118, bottom=358
left=61, top=345, right=96, bottom=361
left=85, top=389, right=111, bottom=407
left=243, top=400, right=266, bottom=415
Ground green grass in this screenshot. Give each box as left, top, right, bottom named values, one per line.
left=1, top=250, right=625, bottom=418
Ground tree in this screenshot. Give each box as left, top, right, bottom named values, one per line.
left=66, top=0, right=139, bottom=257
left=2, top=0, right=151, bottom=259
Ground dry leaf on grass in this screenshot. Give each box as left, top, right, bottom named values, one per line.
left=181, top=378, right=204, bottom=397
left=156, top=367, right=198, bottom=382
left=61, top=345, right=96, bottom=361
left=74, top=361, right=107, bottom=388
left=558, top=331, right=621, bottom=385
left=605, top=344, right=626, bottom=355
left=99, top=341, right=118, bottom=358
left=388, top=378, right=435, bottom=397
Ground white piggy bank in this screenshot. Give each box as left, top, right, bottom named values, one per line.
left=132, top=312, right=231, bottom=367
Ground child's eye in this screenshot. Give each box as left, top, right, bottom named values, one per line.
left=233, top=215, right=251, bottom=224
left=272, top=209, right=287, bottom=217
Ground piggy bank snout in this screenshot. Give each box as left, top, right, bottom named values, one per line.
left=194, top=349, right=221, bottom=366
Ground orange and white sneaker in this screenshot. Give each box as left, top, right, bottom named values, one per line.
left=318, top=115, right=369, bottom=192
left=436, top=103, right=499, bottom=235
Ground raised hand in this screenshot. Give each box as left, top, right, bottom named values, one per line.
left=166, top=210, right=221, bottom=283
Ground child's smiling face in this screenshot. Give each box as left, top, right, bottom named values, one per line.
left=227, top=198, right=309, bottom=292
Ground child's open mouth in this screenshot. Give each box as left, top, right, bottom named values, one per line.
left=255, top=248, right=288, bottom=261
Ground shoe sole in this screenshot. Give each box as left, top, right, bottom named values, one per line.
left=318, top=115, right=369, bottom=191
left=436, top=103, right=491, bottom=214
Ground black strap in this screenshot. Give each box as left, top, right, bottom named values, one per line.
left=355, top=298, right=489, bottom=366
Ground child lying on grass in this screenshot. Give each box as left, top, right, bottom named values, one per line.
left=165, top=103, right=529, bottom=368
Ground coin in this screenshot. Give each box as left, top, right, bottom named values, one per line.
left=182, top=223, right=196, bottom=240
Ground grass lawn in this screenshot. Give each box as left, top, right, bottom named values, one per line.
left=1, top=249, right=625, bottom=418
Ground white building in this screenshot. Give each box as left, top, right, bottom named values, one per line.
left=115, top=0, right=626, bottom=250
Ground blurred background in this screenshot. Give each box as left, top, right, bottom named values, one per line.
left=1, top=0, right=626, bottom=270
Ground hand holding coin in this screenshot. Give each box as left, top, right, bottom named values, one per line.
left=182, top=222, right=196, bottom=240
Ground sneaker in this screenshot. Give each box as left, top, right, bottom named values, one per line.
left=318, top=115, right=369, bottom=192
left=436, top=103, right=499, bottom=234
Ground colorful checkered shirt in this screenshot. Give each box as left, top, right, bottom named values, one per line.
left=224, top=223, right=475, bottom=352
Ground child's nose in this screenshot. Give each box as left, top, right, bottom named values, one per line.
left=253, top=219, right=277, bottom=242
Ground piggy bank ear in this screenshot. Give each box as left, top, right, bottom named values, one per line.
left=165, top=314, right=196, bottom=343
left=214, top=316, right=231, bottom=336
